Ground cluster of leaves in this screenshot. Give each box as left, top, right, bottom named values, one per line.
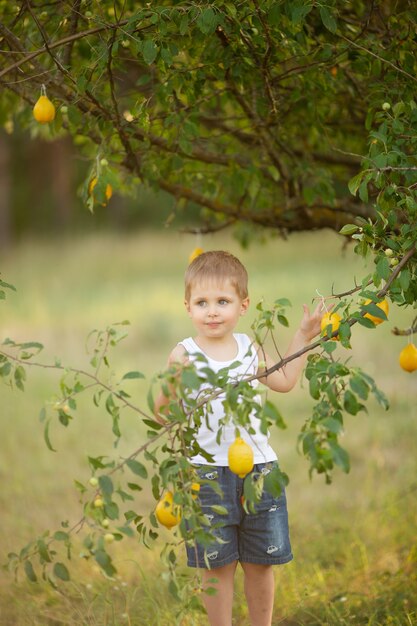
left=1, top=2, right=417, bottom=235
left=302, top=356, right=388, bottom=482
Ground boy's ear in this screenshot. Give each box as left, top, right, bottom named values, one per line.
left=184, top=300, right=191, bottom=315
left=240, top=297, right=250, bottom=315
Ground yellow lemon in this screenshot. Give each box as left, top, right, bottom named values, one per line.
left=191, top=482, right=200, bottom=500
left=88, top=177, right=113, bottom=204
left=363, top=299, right=389, bottom=325
left=228, top=437, right=254, bottom=479
left=399, top=343, right=417, bottom=373
left=189, top=247, right=204, bottom=264
left=155, top=491, right=181, bottom=529
left=320, top=311, right=341, bottom=340
left=33, top=95, right=56, bottom=124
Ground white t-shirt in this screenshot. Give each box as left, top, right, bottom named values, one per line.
left=179, top=333, right=278, bottom=465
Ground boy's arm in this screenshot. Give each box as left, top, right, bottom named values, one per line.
left=154, top=344, right=189, bottom=424
left=257, top=301, right=324, bottom=393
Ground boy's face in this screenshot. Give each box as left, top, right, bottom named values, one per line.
left=185, top=279, right=249, bottom=340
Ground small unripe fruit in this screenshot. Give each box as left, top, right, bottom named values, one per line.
left=382, top=102, right=391, bottom=111
left=101, top=518, right=110, bottom=528
left=104, top=533, right=115, bottom=543
left=390, top=258, right=399, bottom=266
left=89, top=477, right=98, bottom=487
left=384, top=248, right=394, bottom=257
left=100, top=158, right=108, bottom=167
left=94, top=497, right=104, bottom=508
left=60, top=105, right=68, bottom=114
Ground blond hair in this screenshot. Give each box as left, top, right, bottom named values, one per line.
left=184, top=250, right=248, bottom=301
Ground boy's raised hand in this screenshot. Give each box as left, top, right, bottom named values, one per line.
left=299, top=300, right=327, bottom=341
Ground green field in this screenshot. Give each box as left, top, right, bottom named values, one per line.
left=0, top=231, right=416, bottom=625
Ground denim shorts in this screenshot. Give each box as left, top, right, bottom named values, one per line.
left=186, top=463, right=293, bottom=569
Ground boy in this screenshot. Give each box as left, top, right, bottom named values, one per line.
left=155, top=250, right=323, bottom=626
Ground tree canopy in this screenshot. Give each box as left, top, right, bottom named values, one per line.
left=1, top=1, right=416, bottom=237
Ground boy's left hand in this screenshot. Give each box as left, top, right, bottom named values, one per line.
left=299, top=301, right=326, bottom=341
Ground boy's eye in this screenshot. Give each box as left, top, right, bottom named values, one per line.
left=196, top=300, right=206, bottom=307
left=219, top=299, right=228, bottom=305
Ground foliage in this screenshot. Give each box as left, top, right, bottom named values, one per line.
left=1, top=1, right=417, bottom=237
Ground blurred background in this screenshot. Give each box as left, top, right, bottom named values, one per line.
left=0, top=128, right=416, bottom=625
left=0, top=130, right=203, bottom=247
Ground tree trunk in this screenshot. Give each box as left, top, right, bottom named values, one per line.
left=49, top=137, right=74, bottom=229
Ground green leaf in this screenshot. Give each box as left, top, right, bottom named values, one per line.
left=14, top=365, right=26, bottom=391
left=53, top=531, right=70, bottom=541
left=375, top=256, right=390, bottom=281
left=343, top=390, right=360, bottom=415
left=104, top=501, right=120, bottom=520
left=322, top=340, right=337, bottom=354
left=329, top=441, right=350, bottom=473
left=24, top=560, right=37, bottom=582
left=0, top=361, right=11, bottom=377
left=53, top=562, right=70, bottom=581
left=95, top=549, right=117, bottom=577
left=309, top=375, right=321, bottom=400
left=277, top=314, right=289, bottom=327
left=37, top=539, right=51, bottom=563
left=262, top=400, right=286, bottom=429
left=339, top=224, right=359, bottom=236
left=142, top=39, right=158, bottom=65
left=99, top=475, right=114, bottom=498
left=355, top=315, right=378, bottom=329
left=264, top=466, right=288, bottom=497
left=321, top=417, right=343, bottom=434
left=196, top=8, right=218, bottom=34
left=362, top=302, right=388, bottom=322
left=181, top=367, right=201, bottom=390
left=350, top=375, right=369, bottom=400
left=122, top=370, right=145, bottom=380
left=348, top=172, right=364, bottom=196
left=126, top=459, right=148, bottom=479
left=399, top=269, right=410, bottom=291
left=289, top=1, right=313, bottom=23
left=319, top=6, right=337, bottom=33
left=43, top=419, right=56, bottom=452
left=0, top=279, right=16, bottom=292
left=20, top=341, right=43, bottom=352
left=210, top=505, right=228, bottom=515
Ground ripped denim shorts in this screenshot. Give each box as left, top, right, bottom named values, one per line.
left=185, top=463, right=293, bottom=569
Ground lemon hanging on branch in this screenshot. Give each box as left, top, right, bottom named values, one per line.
left=228, top=437, right=254, bottom=478
left=189, top=247, right=204, bottom=264
left=320, top=311, right=341, bottom=340
left=155, top=491, right=181, bottom=529
left=191, top=482, right=200, bottom=500
left=363, top=299, right=389, bottom=325
left=33, top=86, right=55, bottom=124
left=399, top=343, right=417, bottom=372
left=88, top=176, right=113, bottom=206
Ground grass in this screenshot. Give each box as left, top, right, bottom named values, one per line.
left=0, top=230, right=416, bottom=625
